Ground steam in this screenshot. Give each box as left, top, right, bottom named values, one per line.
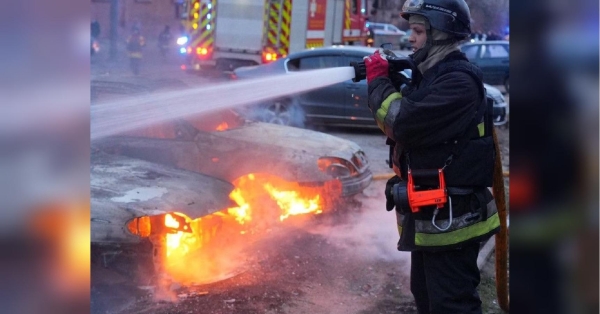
left=91, top=67, right=355, bottom=140
left=306, top=181, right=410, bottom=264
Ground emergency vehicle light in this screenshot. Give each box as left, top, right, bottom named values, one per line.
left=263, top=52, right=278, bottom=62
left=196, top=47, right=208, bottom=55
left=176, top=36, right=188, bottom=45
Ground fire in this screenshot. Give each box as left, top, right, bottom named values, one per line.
left=215, top=122, right=229, bottom=131
left=154, top=173, right=341, bottom=286
left=264, top=183, right=322, bottom=221
left=226, top=189, right=252, bottom=225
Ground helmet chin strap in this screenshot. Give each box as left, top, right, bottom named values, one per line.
left=409, top=28, right=457, bottom=66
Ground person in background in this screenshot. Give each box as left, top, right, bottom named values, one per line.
left=91, top=20, right=101, bottom=56
left=126, top=27, right=145, bottom=75
left=158, top=25, right=172, bottom=61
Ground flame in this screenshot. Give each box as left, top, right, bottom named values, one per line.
left=226, top=188, right=252, bottom=225
left=155, top=173, right=341, bottom=286
left=216, top=122, right=229, bottom=131
left=264, top=183, right=322, bottom=221
left=165, top=213, right=180, bottom=229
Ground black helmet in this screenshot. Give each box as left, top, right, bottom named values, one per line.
left=400, top=0, right=471, bottom=39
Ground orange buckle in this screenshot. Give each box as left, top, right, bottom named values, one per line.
left=407, top=169, right=448, bottom=213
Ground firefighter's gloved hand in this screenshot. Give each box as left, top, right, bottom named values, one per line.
left=364, top=50, right=389, bottom=83
left=385, top=175, right=402, bottom=211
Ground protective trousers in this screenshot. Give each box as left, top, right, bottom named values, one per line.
left=410, top=241, right=482, bottom=314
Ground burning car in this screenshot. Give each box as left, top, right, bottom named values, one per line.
left=92, top=109, right=372, bottom=286
left=91, top=151, right=234, bottom=246
left=94, top=109, right=372, bottom=199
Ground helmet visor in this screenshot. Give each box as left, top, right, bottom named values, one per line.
left=402, top=0, right=425, bottom=13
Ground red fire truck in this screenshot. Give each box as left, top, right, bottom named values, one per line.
left=175, top=0, right=369, bottom=71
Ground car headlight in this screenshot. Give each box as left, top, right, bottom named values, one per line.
left=127, top=212, right=191, bottom=237
left=317, top=157, right=357, bottom=179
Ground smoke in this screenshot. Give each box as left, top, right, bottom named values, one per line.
left=306, top=180, right=410, bottom=265
left=237, top=98, right=307, bottom=128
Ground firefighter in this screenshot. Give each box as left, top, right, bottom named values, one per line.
left=158, top=25, right=172, bottom=61
left=126, top=27, right=146, bottom=75
left=363, top=0, right=500, bottom=313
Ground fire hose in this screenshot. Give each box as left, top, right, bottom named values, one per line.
left=492, top=127, right=509, bottom=312
left=351, top=52, right=510, bottom=311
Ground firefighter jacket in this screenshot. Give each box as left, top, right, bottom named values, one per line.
left=126, top=34, right=145, bottom=58
left=368, top=51, right=500, bottom=251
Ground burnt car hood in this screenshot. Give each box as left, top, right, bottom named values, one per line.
left=95, top=121, right=367, bottom=184
left=91, top=151, right=235, bottom=245
left=217, top=122, right=361, bottom=161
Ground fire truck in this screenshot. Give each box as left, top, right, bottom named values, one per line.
left=176, top=0, right=368, bottom=71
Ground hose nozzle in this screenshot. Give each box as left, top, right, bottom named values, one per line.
left=350, top=61, right=366, bottom=83
left=350, top=55, right=416, bottom=83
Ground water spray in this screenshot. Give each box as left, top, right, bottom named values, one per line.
left=91, top=67, right=356, bottom=140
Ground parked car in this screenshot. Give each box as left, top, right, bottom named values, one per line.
left=94, top=109, right=372, bottom=198
left=399, top=29, right=412, bottom=50
left=233, top=46, right=508, bottom=128
left=459, top=41, right=510, bottom=93
left=367, top=22, right=406, bottom=49
left=367, top=22, right=406, bottom=36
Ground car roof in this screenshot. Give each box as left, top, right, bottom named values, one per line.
left=287, top=45, right=377, bottom=59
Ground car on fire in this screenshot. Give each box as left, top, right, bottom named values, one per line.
left=232, top=46, right=508, bottom=128
left=91, top=151, right=235, bottom=246
left=94, top=109, right=372, bottom=199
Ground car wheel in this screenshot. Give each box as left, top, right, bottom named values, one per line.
left=261, top=98, right=305, bottom=127
left=504, top=77, right=509, bottom=94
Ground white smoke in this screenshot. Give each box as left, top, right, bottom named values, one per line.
left=307, top=180, right=411, bottom=265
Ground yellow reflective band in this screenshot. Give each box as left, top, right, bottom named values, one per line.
left=376, top=120, right=385, bottom=133
left=477, top=122, right=484, bottom=137
left=397, top=225, right=403, bottom=237
left=415, top=212, right=500, bottom=246
left=376, top=92, right=402, bottom=125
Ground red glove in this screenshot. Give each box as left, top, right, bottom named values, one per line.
left=364, top=50, right=389, bottom=83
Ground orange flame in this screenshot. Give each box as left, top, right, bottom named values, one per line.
left=215, top=122, right=229, bottom=131
left=264, top=183, right=322, bottom=221
left=226, top=189, right=251, bottom=225
left=156, top=173, right=341, bottom=286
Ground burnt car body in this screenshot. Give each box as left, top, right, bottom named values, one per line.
left=233, top=46, right=508, bottom=128
left=94, top=110, right=372, bottom=198
left=91, top=151, right=234, bottom=245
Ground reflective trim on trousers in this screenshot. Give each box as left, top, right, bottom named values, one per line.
left=415, top=212, right=500, bottom=246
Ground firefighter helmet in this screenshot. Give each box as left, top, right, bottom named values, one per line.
left=400, top=0, right=471, bottom=39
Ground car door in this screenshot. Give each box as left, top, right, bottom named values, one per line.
left=293, top=54, right=347, bottom=124
left=475, top=43, right=509, bottom=85
left=342, top=54, right=376, bottom=127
